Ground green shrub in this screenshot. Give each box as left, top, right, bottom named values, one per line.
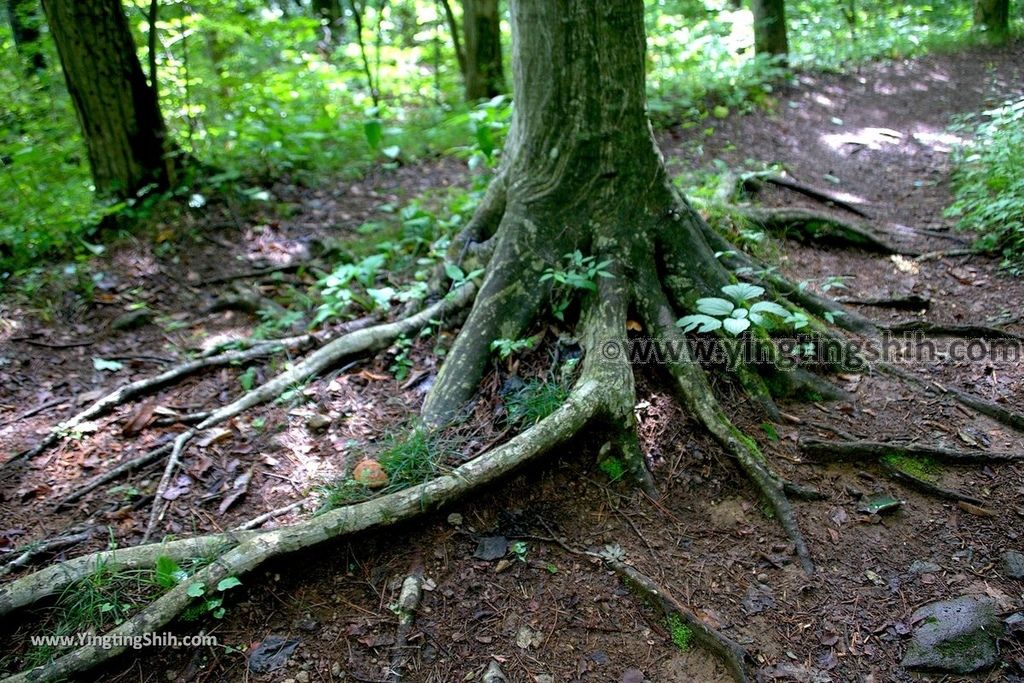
left=947, top=97, right=1024, bottom=274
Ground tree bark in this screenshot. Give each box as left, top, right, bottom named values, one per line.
left=6, top=0, right=45, bottom=73
left=461, top=0, right=503, bottom=100
left=422, top=0, right=725, bottom=423
left=41, top=0, right=173, bottom=199
left=974, top=0, right=1010, bottom=43
left=751, top=0, right=788, bottom=62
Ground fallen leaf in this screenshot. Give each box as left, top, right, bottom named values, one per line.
left=122, top=401, right=158, bottom=436
left=218, top=465, right=254, bottom=514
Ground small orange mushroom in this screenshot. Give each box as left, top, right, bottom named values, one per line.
left=352, top=458, right=389, bottom=489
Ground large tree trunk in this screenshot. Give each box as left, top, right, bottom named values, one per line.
left=422, top=0, right=723, bottom=423
left=974, top=0, right=1010, bottom=43
left=6, top=0, right=45, bottom=73
left=751, top=0, right=788, bottom=62
left=461, top=0, right=504, bottom=100
left=41, top=0, right=173, bottom=199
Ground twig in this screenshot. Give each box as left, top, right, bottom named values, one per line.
left=387, top=561, right=424, bottom=683
left=233, top=499, right=308, bottom=531
left=57, top=441, right=175, bottom=507
left=0, top=529, right=94, bottom=577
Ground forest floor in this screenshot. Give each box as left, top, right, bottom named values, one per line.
left=2, top=43, right=1024, bottom=683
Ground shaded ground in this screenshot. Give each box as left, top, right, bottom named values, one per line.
left=2, top=44, right=1024, bottom=682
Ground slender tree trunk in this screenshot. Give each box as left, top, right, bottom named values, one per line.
left=751, top=0, right=788, bottom=62
left=41, top=0, right=173, bottom=199
left=6, top=0, right=46, bottom=73
left=312, top=0, right=344, bottom=40
left=461, top=0, right=503, bottom=100
left=974, top=0, right=1010, bottom=43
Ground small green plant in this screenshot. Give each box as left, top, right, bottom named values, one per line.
left=510, top=541, right=528, bottom=562
left=388, top=335, right=414, bottom=380
left=667, top=614, right=694, bottom=651
left=504, top=380, right=569, bottom=426
left=541, top=250, right=614, bottom=321
left=598, top=457, right=626, bottom=481
left=377, top=427, right=449, bottom=486
left=181, top=576, right=243, bottom=621
left=676, top=283, right=789, bottom=336
left=444, top=262, right=484, bottom=289
left=490, top=336, right=537, bottom=360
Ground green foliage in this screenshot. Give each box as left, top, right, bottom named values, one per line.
left=490, top=336, right=537, bottom=360
left=377, top=427, right=451, bottom=485
left=666, top=613, right=694, bottom=651
left=504, top=379, right=569, bottom=426
left=541, top=250, right=614, bottom=321
left=947, top=96, right=1024, bottom=274
left=180, top=574, right=243, bottom=621
left=677, top=283, right=790, bottom=336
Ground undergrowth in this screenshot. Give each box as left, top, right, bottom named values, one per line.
left=947, top=96, right=1024, bottom=274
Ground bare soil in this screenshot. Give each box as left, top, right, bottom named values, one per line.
left=2, top=44, right=1024, bottom=683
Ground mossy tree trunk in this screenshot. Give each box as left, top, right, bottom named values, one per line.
left=462, top=0, right=504, bottom=99
left=422, top=0, right=731, bottom=424
left=41, top=0, right=173, bottom=199
left=312, top=0, right=344, bottom=39
left=751, top=0, right=788, bottom=62
left=974, top=0, right=1010, bottom=43
left=6, top=0, right=45, bottom=73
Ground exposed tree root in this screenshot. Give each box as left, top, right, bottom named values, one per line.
left=143, top=286, right=477, bottom=540
left=801, top=438, right=1024, bottom=465
left=878, top=459, right=985, bottom=506
left=387, top=563, right=424, bottom=683
left=57, top=441, right=174, bottom=508
left=0, top=528, right=94, bottom=578
left=604, top=557, right=753, bottom=683
left=837, top=294, right=931, bottom=311
left=754, top=174, right=872, bottom=218
left=638, top=274, right=814, bottom=573
left=884, top=320, right=1024, bottom=343
left=1, top=309, right=604, bottom=682
left=4, top=333, right=316, bottom=467
left=878, top=363, right=1024, bottom=433
left=729, top=205, right=907, bottom=255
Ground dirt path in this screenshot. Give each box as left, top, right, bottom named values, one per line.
left=2, top=45, right=1024, bottom=683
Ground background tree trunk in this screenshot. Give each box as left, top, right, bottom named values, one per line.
left=974, top=0, right=1010, bottom=43
left=6, top=0, right=46, bottom=73
left=312, top=0, right=344, bottom=40
left=41, top=0, right=172, bottom=199
left=461, top=0, right=503, bottom=100
left=751, top=0, right=788, bottom=62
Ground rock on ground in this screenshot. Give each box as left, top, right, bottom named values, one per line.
left=901, top=595, right=1003, bottom=674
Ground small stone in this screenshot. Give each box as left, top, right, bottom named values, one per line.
left=295, top=672, right=310, bottom=683
left=1001, top=550, right=1024, bottom=579
left=474, top=536, right=508, bottom=561
left=447, top=512, right=463, bottom=526
left=111, top=309, right=152, bottom=331
left=282, top=679, right=296, bottom=683
left=305, top=414, right=332, bottom=432
left=756, top=572, right=769, bottom=583
left=331, top=662, right=342, bottom=677
left=534, top=676, right=555, bottom=683
left=908, top=560, right=941, bottom=574
left=620, top=669, right=645, bottom=683
left=901, top=595, right=1002, bottom=674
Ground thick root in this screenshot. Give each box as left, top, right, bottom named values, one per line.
left=636, top=265, right=814, bottom=573
left=604, top=558, right=753, bottom=683
left=878, top=459, right=985, bottom=506
left=4, top=334, right=315, bottom=467
left=801, top=438, right=1024, bottom=465
left=143, top=285, right=477, bottom=539
left=728, top=205, right=907, bottom=255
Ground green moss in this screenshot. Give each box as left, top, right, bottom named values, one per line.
left=599, top=457, right=626, bottom=481
left=667, top=614, right=694, bottom=651
left=882, top=453, right=940, bottom=483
